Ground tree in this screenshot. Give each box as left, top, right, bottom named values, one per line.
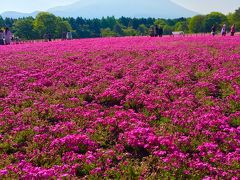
left=154, top=19, right=166, bottom=27
left=137, top=24, right=148, bottom=35
left=101, top=16, right=116, bottom=29
left=77, top=24, right=92, bottom=38
left=123, top=27, right=137, bottom=36
left=175, top=21, right=189, bottom=32
left=232, top=7, right=240, bottom=30
left=100, top=28, right=117, bottom=37
left=163, top=25, right=174, bottom=35
left=113, top=23, right=124, bottom=36
left=204, top=12, right=228, bottom=32
left=118, top=16, right=131, bottom=27
left=4, top=17, right=14, bottom=28
left=0, top=16, right=4, bottom=28
left=189, top=15, right=205, bottom=33
left=13, top=17, right=37, bottom=39
left=56, top=18, right=72, bottom=38
left=33, top=12, right=57, bottom=38
left=89, top=18, right=101, bottom=37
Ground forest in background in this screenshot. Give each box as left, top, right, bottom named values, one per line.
left=0, top=7, right=240, bottom=40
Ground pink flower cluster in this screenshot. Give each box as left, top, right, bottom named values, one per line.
left=0, top=36, right=239, bottom=179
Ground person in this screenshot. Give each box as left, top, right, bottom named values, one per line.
left=221, top=24, right=227, bottom=36
left=0, top=29, right=4, bottom=45
left=66, top=31, right=72, bottom=40
left=47, top=33, right=52, bottom=41
left=4, top=27, right=12, bottom=45
left=230, top=24, right=236, bottom=36
left=211, top=25, right=216, bottom=36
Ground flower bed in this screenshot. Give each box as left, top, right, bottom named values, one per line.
left=0, top=36, right=240, bottom=179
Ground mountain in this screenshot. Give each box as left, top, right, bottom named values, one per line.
left=48, top=0, right=197, bottom=18
left=1, top=0, right=197, bottom=19
left=1, top=11, right=40, bottom=18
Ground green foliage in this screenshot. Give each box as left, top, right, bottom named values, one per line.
left=175, top=21, right=189, bottom=32
left=137, top=24, right=148, bottom=35
left=13, top=17, right=37, bottom=39
left=101, top=28, right=117, bottom=37
left=113, top=23, right=124, bottom=36
left=151, top=116, right=171, bottom=126
left=14, top=129, right=35, bottom=144
left=56, top=18, right=72, bottom=37
left=230, top=117, right=240, bottom=127
left=123, top=27, right=138, bottom=36
left=0, top=16, right=5, bottom=27
left=33, top=12, right=58, bottom=37
left=232, top=7, right=240, bottom=30
left=218, top=82, right=235, bottom=99
left=0, top=142, right=17, bottom=154
left=189, top=15, right=205, bottom=33
left=204, top=12, right=228, bottom=32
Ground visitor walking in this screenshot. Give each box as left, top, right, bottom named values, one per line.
left=66, top=32, right=72, bottom=40
left=230, top=24, right=236, bottom=36
left=0, top=29, right=4, bottom=45
left=47, top=33, right=52, bottom=41
left=221, top=24, right=227, bottom=36
left=4, top=27, right=12, bottom=45
left=211, top=25, right=216, bottom=36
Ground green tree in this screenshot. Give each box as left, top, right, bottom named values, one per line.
left=232, top=7, right=240, bottom=30
left=154, top=19, right=166, bottom=27
left=204, top=12, right=228, bottom=32
left=100, top=28, right=117, bottom=37
left=137, top=24, right=148, bottom=35
left=13, top=17, right=37, bottom=40
left=0, top=16, right=4, bottom=28
left=123, top=27, right=137, bottom=36
left=77, top=24, right=92, bottom=38
left=189, top=15, right=205, bottom=33
left=33, top=12, right=57, bottom=38
left=4, top=17, right=14, bottom=28
left=56, top=18, right=72, bottom=38
left=175, top=21, right=189, bottom=32
left=163, top=25, right=174, bottom=35
left=101, top=16, right=116, bottom=29
left=113, top=23, right=124, bottom=36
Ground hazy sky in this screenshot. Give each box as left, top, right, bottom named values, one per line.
left=171, top=0, right=240, bottom=14
left=1, top=0, right=240, bottom=14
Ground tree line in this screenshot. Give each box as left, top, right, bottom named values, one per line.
left=0, top=8, right=240, bottom=40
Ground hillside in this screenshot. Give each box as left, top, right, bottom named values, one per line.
left=1, top=0, right=197, bottom=18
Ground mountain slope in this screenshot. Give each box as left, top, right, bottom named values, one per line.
left=49, top=0, right=197, bottom=18
left=1, top=0, right=197, bottom=19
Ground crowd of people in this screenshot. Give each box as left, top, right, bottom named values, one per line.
left=149, top=23, right=237, bottom=37
left=0, top=23, right=238, bottom=45
left=211, top=24, right=236, bottom=36
left=0, top=27, right=73, bottom=45
left=0, top=27, right=12, bottom=45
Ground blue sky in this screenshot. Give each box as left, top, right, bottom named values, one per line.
left=1, top=0, right=240, bottom=14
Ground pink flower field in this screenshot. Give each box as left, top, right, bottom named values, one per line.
left=0, top=36, right=240, bottom=179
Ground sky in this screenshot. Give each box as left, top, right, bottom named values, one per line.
left=1, top=0, right=240, bottom=14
